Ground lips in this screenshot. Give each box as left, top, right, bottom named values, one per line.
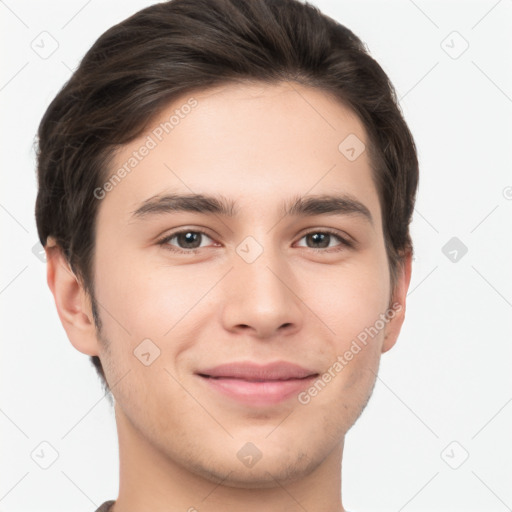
left=196, top=361, right=319, bottom=406
left=196, top=361, right=318, bottom=381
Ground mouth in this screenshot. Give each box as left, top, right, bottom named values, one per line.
left=195, top=361, right=319, bottom=406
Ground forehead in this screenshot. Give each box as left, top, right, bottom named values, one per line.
left=99, top=81, right=381, bottom=226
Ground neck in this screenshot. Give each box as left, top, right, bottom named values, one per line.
left=112, top=403, right=346, bottom=512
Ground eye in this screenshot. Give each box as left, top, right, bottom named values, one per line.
left=157, top=228, right=354, bottom=255
left=157, top=229, right=216, bottom=254
left=295, top=230, right=353, bottom=251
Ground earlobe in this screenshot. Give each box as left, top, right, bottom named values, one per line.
left=381, top=250, right=413, bottom=353
left=45, top=238, right=100, bottom=357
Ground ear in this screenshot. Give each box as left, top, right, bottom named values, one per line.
left=45, top=238, right=100, bottom=356
left=381, top=250, right=413, bottom=353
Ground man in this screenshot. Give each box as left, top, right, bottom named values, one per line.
left=35, top=0, right=418, bottom=510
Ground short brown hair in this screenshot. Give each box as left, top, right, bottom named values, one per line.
left=35, top=0, right=419, bottom=391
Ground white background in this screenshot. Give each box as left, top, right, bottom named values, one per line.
left=1, top=0, right=511, bottom=511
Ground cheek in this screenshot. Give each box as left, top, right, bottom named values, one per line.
left=94, top=245, right=207, bottom=340
left=94, top=224, right=391, bottom=355
left=300, top=253, right=391, bottom=344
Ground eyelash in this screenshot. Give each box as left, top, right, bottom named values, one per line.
left=156, top=228, right=354, bottom=255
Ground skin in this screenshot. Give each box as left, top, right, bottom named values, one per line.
left=46, top=81, right=412, bottom=512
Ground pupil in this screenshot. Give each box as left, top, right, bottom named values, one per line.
left=309, top=233, right=329, bottom=248
left=179, top=232, right=200, bottom=248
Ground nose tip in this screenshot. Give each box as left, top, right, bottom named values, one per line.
left=220, top=258, right=303, bottom=339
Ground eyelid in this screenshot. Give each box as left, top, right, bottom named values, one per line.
left=156, top=226, right=355, bottom=254
left=156, top=227, right=217, bottom=253
left=294, top=227, right=354, bottom=250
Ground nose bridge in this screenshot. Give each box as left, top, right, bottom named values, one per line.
left=238, top=242, right=286, bottom=297
left=221, top=235, right=302, bottom=337
left=236, top=237, right=290, bottom=304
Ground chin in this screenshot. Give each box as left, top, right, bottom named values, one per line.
left=188, top=450, right=321, bottom=489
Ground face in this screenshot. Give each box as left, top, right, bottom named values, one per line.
left=86, top=81, right=407, bottom=486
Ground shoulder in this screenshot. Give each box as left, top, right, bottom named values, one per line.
left=95, top=500, right=116, bottom=512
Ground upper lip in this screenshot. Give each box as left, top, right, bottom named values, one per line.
left=196, top=361, right=318, bottom=381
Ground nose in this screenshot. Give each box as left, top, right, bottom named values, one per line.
left=220, top=244, right=303, bottom=339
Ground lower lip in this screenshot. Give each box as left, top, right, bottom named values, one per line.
left=198, top=375, right=317, bottom=406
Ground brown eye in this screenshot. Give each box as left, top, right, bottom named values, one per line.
left=296, top=230, right=352, bottom=251
left=158, top=230, right=215, bottom=253
left=173, top=231, right=203, bottom=249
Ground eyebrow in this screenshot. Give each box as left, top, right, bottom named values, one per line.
left=130, top=192, right=373, bottom=224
